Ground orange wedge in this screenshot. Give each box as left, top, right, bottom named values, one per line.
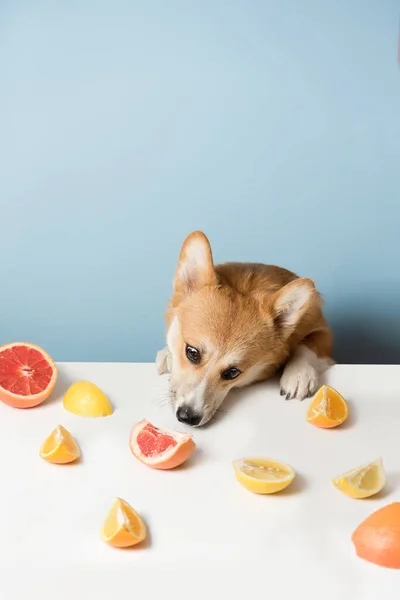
left=306, top=385, right=348, bottom=428
left=39, top=425, right=80, bottom=464
left=101, top=498, right=147, bottom=548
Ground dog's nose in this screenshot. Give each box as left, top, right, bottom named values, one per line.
left=176, top=406, right=202, bottom=427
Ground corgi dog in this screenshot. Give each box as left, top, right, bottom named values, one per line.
left=157, top=231, right=333, bottom=427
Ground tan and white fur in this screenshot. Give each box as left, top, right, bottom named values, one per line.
left=157, top=231, right=333, bottom=427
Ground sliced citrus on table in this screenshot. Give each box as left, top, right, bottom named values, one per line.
left=0, top=342, right=57, bottom=408
left=63, top=380, right=113, bottom=417
left=352, top=502, right=400, bottom=568
left=332, top=457, right=385, bottom=499
left=39, top=425, right=80, bottom=464
left=306, top=385, right=348, bottom=428
left=129, top=419, right=195, bottom=470
left=101, top=498, right=147, bottom=548
left=233, top=457, right=296, bottom=494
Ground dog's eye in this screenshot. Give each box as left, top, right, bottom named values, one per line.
left=221, top=367, right=241, bottom=381
left=185, top=344, right=201, bottom=365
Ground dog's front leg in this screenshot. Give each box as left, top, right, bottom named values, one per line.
left=156, top=346, right=172, bottom=375
left=280, top=334, right=333, bottom=400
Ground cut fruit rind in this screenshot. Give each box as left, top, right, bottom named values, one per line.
left=40, top=425, right=80, bottom=464
left=101, top=498, right=147, bottom=548
left=129, top=419, right=196, bottom=470
left=332, top=457, right=385, bottom=499
left=352, top=503, right=400, bottom=568
left=0, top=342, right=58, bottom=408
left=306, top=385, right=348, bottom=429
left=233, top=457, right=296, bottom=494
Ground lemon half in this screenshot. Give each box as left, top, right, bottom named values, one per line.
left=63, top=380, right=113, bottom=417
left=332, top=457, right=385, bottom=499
left=233, top=457, right=296, bottom=494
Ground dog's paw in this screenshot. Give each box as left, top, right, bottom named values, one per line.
left=280, top=358, right=319, bottom=401
left=156, top=347, right=172, bottom=375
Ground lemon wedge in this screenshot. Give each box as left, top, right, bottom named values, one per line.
left=40, top=425, right=80, bottom=464
left=63, top=380, right=113, bottom=417
left=233, top=457, right=296, bottom=494
left=332, top=457, right=385, bottom=499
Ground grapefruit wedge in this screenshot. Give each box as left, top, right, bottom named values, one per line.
left=0, top=342, right=57, bottom=408
left=129, top=419, right=196, bottom=470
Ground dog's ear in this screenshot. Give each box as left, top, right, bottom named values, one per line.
left=174, top=231, right=217, bottom=295
left=271, top=278, right=316, bottom=330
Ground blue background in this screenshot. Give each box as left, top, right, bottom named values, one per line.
left=1, top=1, right=400, bottom=363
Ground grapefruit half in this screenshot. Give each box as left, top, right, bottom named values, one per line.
left=0, top=342, right=58, bottom=408
left=129, top=419, right=196, bottom=470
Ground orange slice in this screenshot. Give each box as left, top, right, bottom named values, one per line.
left=306, top=385, right=348, bottom=428
left=39, top=425, right=80, bottom=464
left=101, top=498, right=147, bottom=548
left=0, top=342, right=57, bottom=408
left=129, top=419, right=196, bottom=470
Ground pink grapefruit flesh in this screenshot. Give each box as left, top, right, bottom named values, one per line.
left=129, top=419, right=195, bottom=469
left=0, top=342, right=58, bottom=408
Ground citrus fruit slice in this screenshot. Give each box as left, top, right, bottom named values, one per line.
left=233, top=457, right=296, bottom=494
left=39, top=425, right=80, bottom=464
left=352, top=502, right=400, bottom=568
left=306, top=385, right=348, bottom=428
left=0, top=342, right=57, bottom=408
left=63, top=380, right=113, bottom=417
left=332, top=457, right=385, bottom=499
left=101, top=498, right=147, bottom=548
left=129, top=419, right=195, bottom=470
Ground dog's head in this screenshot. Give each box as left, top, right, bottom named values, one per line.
left=166, top=231, right=315, bottom=426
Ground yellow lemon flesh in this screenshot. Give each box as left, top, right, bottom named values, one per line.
left=40, top=425, right=80, bottom=464
left=233, top=457, right=296, bottom=494
left=332, top=457, right=385, bottom=499
left=63, top=380, right=113, bottom=417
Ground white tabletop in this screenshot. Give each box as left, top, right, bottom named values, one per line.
left=0, top=363, right=399, bottom=599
